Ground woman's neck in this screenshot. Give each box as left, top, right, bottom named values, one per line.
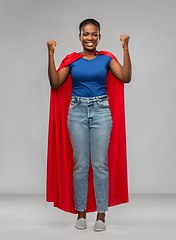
left=80, top=50, right=98, bottom=55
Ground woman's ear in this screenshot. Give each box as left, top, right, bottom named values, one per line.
left=99, top=34, right=101, bottom=41
left=79, top=34, right=81, bottom=41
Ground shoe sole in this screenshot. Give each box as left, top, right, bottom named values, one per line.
left=75, top=226, right=87, bottom=230
left=94, top=227, right=106, bottom=231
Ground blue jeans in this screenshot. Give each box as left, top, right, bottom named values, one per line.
left=67, top=95, right=112, bottom=213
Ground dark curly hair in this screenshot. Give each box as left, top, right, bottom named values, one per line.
left=79, top=18, right=101, bottom=35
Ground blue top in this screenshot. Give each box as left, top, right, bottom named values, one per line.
left=68, top=52, right=113, bottom=97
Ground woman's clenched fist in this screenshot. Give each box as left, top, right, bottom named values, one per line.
left=46, top=40, right=57, bottom=54
left=120, top=34, right=130, bottom=49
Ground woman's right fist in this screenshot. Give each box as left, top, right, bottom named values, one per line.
left=46, top=40, right=57, bottom=54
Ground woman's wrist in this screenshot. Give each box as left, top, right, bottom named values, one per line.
left=48, top=51, right=54, bottom=56
left=123, top=47, right=129, bottom=50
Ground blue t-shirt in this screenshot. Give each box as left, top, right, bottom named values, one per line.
left=69, top=52, right=113, bottom=97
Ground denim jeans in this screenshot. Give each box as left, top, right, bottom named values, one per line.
left=67, top=94, right=112, bottom=213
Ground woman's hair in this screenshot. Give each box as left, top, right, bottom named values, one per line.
left=79, top=18, right=101, bottom=35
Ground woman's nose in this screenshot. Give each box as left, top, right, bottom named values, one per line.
left=88, top=34, right=93, bottom=40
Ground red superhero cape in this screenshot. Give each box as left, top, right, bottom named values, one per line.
left=46, top=51, right=129, bottom=214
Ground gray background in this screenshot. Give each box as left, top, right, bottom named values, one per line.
left=0, top=0, right=175, bottom=194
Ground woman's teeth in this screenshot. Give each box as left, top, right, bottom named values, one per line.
left=87, top=42, right=94, bottom=46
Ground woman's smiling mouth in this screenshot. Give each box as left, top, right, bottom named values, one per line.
left=86, top=42, right=94, bottom=46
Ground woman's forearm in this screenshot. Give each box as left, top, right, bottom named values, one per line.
left=48, top=53, right=59, bottom=88
left=121, top=48, right=132, bottom=83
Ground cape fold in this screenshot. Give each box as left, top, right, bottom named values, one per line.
left=46, top=51, right=129, bottom=214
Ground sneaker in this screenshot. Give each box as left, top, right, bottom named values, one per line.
left=75, top=218, right=87, bottom=230
left=94, top=220, right=106, bottom=231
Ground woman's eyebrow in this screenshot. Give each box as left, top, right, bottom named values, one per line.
left=83, top=31, right=98, bottom=33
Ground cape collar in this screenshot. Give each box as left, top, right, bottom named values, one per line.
left=78, top=51, right=100, bottom=56
left=57, top=51, right=118, bottom=72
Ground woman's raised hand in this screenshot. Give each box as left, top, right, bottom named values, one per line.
left=46, top=40, right=57, bottom=55
left=120, top=34, right=130, bottom=49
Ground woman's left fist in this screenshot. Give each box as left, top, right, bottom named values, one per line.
left=120, top=34, right=130, bottom=49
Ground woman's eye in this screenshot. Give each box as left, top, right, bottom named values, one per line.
left=82, top=33, right=98, bottom=37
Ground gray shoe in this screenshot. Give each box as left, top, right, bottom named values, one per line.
left=94, top=220, right=106, bottom=231
left=75, top=218, right=87, bottom=230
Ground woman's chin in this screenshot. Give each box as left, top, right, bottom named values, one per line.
left=84, top=46, right=97, bottom=52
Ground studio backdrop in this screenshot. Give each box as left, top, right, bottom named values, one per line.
left=0, top=0, right=175, bottom=194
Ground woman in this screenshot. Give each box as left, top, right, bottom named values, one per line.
left=46, top=18, right=131, bottom=231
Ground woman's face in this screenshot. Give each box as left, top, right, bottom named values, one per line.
left=79, top=23, right=101, bottom=52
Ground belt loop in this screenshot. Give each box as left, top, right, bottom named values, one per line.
left=96, top=96, right=99, bottom=104
left=77, top=97, right=80, bottom=105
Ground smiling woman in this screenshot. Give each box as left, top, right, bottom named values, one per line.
left=79, top=21, right=101, bottom=57
left=46, top=18, right=132, bottom=232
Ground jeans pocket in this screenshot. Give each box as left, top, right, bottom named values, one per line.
left=98, top=99, right=110, bottom=108
left=69, top=100, right=77, bottom=110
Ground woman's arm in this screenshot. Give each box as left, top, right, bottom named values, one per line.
left=46, top=40, right=70, bottom=88
left=109, top=34, right=132, bottom=83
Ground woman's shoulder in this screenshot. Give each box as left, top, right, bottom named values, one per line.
left=99, top=51, right=118, bottom=61
left=63, top=52, right=80, bottom=60
left=59, top=52, right=81, bottom=69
